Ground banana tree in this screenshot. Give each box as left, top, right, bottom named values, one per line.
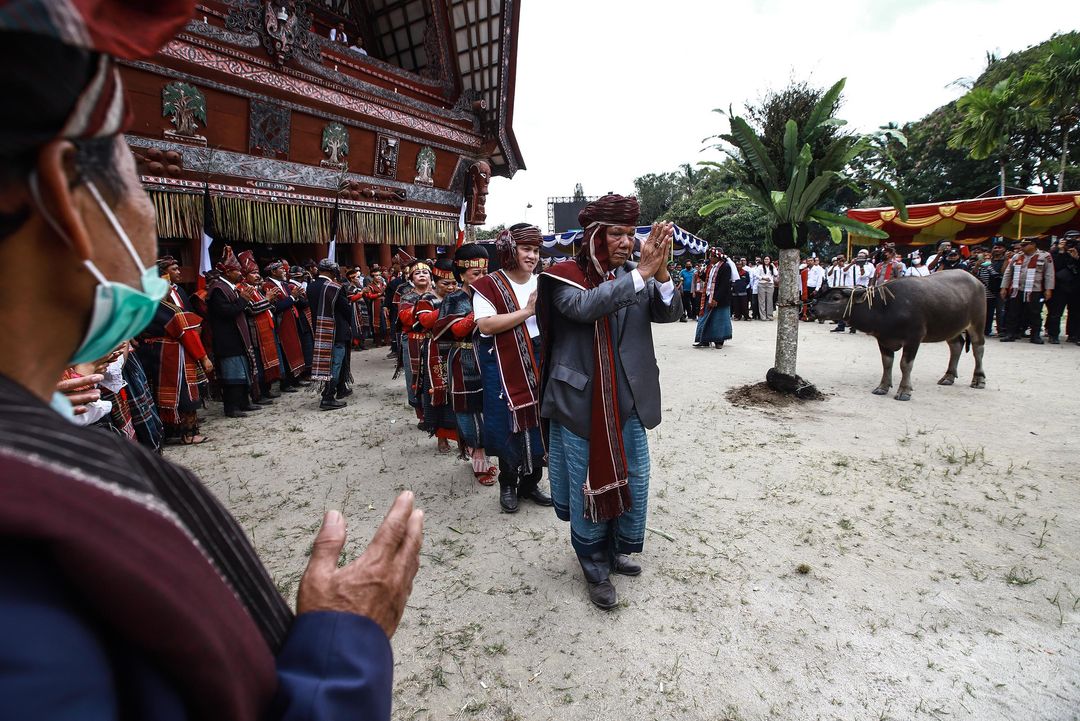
left=699, top=78, right=907, bottom=394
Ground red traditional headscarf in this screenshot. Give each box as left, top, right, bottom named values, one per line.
left=496, top=223, right=541, bottom=271
left=237, top=250, right=259, bottom=276
left=216, top=245, right=241, bottom=273
left=576, top=194, right=640, bottom=284
left=0, top=0, right=194, bottom=149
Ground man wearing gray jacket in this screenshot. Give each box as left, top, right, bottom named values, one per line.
left=537, top=194, right=682, bottom=610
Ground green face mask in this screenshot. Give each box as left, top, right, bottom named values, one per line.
left=31, top=175, right=168, bottom=366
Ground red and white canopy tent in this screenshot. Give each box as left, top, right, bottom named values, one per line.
left=846, top=191, right=1080, bottom=248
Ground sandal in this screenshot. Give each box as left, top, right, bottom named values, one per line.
left=437, top=438, right=451, bottom=454
left=475, top=470, right=497, bottom=486
left=181, top=434, right=209, bottom=445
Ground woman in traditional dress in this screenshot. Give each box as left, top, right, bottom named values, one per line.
left=397, top=260, right=433, bottom=423
left=413, top=258, right=460, bottom=453
left=434, top=244, right=497, bottom=484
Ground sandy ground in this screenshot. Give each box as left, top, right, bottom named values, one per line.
left=170, top=318, right=1080, bottom=721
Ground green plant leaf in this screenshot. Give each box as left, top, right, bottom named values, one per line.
left=698, top=197, right=735, bottom=216
left=770, top=190, right=789, bottom=221
left=804, top=78, right=847, bottom=142
left=810, top=219, right=844, bottom=245
left=864, top=178, right=909, bottom=221
left=740, top=185, right=776, bottom=215
left=782, top=119, right=799, bottom=177
left=787, top=144, right=813, bottom=216
left=809, top=209, right=889, bottom=239
left=728, top=116, right=779, bottom=188
left=793, top=171, right=839, bottom=219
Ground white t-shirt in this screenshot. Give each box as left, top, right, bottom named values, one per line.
left=473, top=273, right=540, bottom=339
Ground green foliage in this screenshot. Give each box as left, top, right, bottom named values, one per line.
left=898, top=31, right=1079, bottom=198
left=634, top=172, right=683, bottom=224
left=475, top=224, right=506, bottom=241
left=700, top=78, right=903, bottom=247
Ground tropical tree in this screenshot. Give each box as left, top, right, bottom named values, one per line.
left=948, top=76, right=1047, bottom=195
left=699, top=78, right=906, bottom=395
left=1028, top=33, right=1080, bottom=189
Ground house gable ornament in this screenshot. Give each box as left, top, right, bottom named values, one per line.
left=374, top=134, right=399, bottom=179
left=249, top=100, right=291, bottom=157
left=226, top=0, right=321, bottom=67
left=414, top=146, right=435, bottom=186
left=162, top=82, right=208, bottom=146
left=321, top=122, right=349, bottom=169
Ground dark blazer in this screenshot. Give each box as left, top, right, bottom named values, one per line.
left=538, top=262, right=682, bottom=438
left=307, top=276, right=354, bottom=344
left=208, top=281, right=250, bottom=358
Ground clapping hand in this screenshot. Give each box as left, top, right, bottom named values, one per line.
left=297, top=492, right=424, bottom=639
left=637, top=222, right=674, bottom=281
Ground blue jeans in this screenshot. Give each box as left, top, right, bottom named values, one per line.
left=549, top=414, right=651, bottom=556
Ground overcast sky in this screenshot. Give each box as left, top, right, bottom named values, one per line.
left=484, top=0, right=1077, bottom=230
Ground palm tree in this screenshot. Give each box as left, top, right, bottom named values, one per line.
left=699, top=78, right=906, bottom=394
left=1029, top=33, right=1080, bottom=190
left=948, top=77, right=1046, bottom=195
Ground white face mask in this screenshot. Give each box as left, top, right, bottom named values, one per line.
left=29, top=173, right=168, bottom=367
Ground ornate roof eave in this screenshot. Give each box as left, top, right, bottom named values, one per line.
left=495, top=0, right=524, bottom=178
left=446, top=0, right=525, bottom=178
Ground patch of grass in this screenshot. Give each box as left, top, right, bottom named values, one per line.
left=1004, top=566, right=1041, bottom=586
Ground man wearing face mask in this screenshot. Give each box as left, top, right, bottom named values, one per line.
left=0, top=5, right=423, bottom=720
left=537, top=194, right=682, bottom=609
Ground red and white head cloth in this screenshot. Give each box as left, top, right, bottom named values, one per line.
left=576, top=194, right=640, bottom=283
left=0, top=0, right=194, bottom=146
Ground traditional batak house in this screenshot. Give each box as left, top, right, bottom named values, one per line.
left=122, top=0, right=523, bottom=280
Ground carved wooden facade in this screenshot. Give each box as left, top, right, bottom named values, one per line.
left=122, top=0, right=523, bottom=276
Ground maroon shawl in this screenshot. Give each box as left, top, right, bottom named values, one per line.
left=0, top=375, right=288, bottom=721
left=537, top=262, right=631, bottom=523
left=471, top=270, right=541, bottom=432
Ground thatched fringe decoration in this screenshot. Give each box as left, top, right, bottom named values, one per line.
left=149, top=191, right=457, bottom=246
left=149, top=191, right=204, bottom=241
left=210, top=197, right=333, bottom=245
left=335, top=210, right=456, bottom=245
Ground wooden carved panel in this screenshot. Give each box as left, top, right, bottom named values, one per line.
left=250, top=99, right=291, bottom=157
left=374, top=133, right=399, bottom=180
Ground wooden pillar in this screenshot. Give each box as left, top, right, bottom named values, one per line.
left=425, top=244, right=437, bottom=260
left=184, top=235, right=202, bottom=284
left=349, top=243, right=365, bottom=271
left=404, top=244, right=416, bottom=261
left=356, top=244, right=370, bottom=274
left=378, top=243, right=392, bottom=269
left=313, top=242, right=329, bottom=261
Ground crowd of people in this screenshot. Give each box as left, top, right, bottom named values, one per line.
left=46, top=191, right=682, bottom=615
left=670, top=231, right=1079, bottom=346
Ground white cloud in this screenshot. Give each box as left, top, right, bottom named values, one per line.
left=486, top=0, right=1077, bottom=229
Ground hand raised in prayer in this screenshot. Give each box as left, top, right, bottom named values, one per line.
left=56, top=374, right=104, bottom=416
left=297, top=492, right=424, bottom=638
left=637, top=222, right=673, bottom=281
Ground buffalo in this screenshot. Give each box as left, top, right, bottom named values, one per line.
left=810, top=270, right=986, bottom=401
